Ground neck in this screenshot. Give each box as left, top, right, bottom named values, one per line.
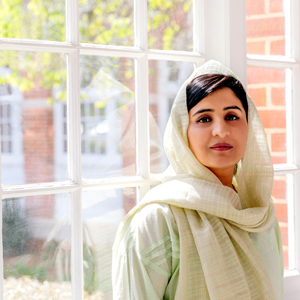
left=209, top=167, right=234, bottom=189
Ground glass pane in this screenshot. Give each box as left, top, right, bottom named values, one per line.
left=80, top=56, right=135, bottom=179
left=272, top=174, right=292, bottom=270
left=79, top=0, right=134, bottom=46
left=246, top=0, right=286, bottom=55
left=3, top=194, right=71, bottom=299
left=148, top=0, right=193, bottom=51
left=82, top=187, right=136, bottom=299
left=0, top=0, right=65, bottom=41
left=247, top=66, right=287, bottom=164
left=0, top=50, right=68, bottom=184
left=149, top=60, right=194, bottom=173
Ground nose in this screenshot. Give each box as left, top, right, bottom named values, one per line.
left=212, top=120, right=230, bottom=138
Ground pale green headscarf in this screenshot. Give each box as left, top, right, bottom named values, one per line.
left=114, top=60, right=276, bottom=299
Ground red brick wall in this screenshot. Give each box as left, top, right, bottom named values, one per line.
left=246, top=0, right=285, bottom=55
left=23, top=85, right=55, bottom=219
left=246, top=0, right=288, bottom=269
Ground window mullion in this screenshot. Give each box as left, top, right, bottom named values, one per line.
left=247, top=55, right=297, bottom=68
left=0, top=39, right=75, bottom=53
left=134, top=0, right=150, bottom=200
left=193, top=0, right=205, bottom=57
left=202, top=0, right=230, bottom=65
left=274, top=164, right=300, bottom=174
left=68, top=37, right=84, bottom=300
left=290, top=0, right=300, bottom=277
left=70, top=189, right=83, bottom=300
left=66, top=0, right=83, bottom=299
left=0, top=149, right=3, bottom=300
left=134, top=0, right=147, bottom=49
left=202, top=0, right=247, bottom=85
left=66, top=0, right=79, bottom=45
left=285, top=66, right=295, bottom=271
left=148, top=49, right=204, bottom=62
left=80, top=44, right=145, bottom=58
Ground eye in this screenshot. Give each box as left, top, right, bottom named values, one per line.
left=225, top=114, right=239, bottom=121
left=197, top=117, right=211, bottom=123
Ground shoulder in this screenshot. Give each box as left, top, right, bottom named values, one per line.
left=114, top=203, right=179, bottom=257
left=134, top=202, right=174, bottom=221
left=131, top=203, right=178, bottom=238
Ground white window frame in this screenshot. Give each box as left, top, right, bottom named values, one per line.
left=0, top=1, right=299, bottom=299
left=0, top=84, right=24, bottom=184
left=54, top=99, right=123, bottom=181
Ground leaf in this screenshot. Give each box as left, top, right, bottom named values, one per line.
left=0, top=0, right=191, bottom=94
left=94, top=101, right=106, bottom=109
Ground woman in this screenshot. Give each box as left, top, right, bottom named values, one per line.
left=112, top=60, right=284, bottom=300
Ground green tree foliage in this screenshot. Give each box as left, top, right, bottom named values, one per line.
left=0, top=0, right=65, bottom=41
left=0, top=0, right=192, bottom=96
left=148, top=0, right=192, bottom=50
left=79, top=0, right=134, bottom=46
left=2, top=198, right=30, bottom=258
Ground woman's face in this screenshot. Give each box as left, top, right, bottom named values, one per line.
left=187, top=87, right=248, bottom=175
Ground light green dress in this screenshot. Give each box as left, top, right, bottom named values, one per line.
left=112, top=203, right=284, bottom=300
left=113, top=60, right=284, bottom=300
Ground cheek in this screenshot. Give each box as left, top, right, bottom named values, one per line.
left=187, top=125, right=194, bottom=148
left=238, top=126, right=248, bottom=154
left=187, top=125, right=207, bottom=152
left=187, top=125, right=199, bottom=151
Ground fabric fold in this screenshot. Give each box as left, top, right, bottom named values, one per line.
left=113, top=60, right=281, bottom=300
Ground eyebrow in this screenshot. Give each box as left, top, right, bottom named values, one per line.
left=192, top=105, right=242, bottom=117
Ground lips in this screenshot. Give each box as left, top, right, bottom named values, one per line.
left=210, top=143, right=233, bottom=151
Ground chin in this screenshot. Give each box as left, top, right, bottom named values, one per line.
left=196, top=153, right=241, bottom=173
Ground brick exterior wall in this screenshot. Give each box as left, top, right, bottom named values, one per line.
left=246, top=0, right=285, bottom=55
left=23, top=85, right=55, bottom=219
left=246, top=0, right=288, bottom=268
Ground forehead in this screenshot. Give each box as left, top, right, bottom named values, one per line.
left=192, top=87, right=241, bottom=109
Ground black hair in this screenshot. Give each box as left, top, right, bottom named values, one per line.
left=186, top=74, right=248, bottom=121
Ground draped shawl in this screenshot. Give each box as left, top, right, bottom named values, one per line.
left=113, top=60, right=278, bottom=299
